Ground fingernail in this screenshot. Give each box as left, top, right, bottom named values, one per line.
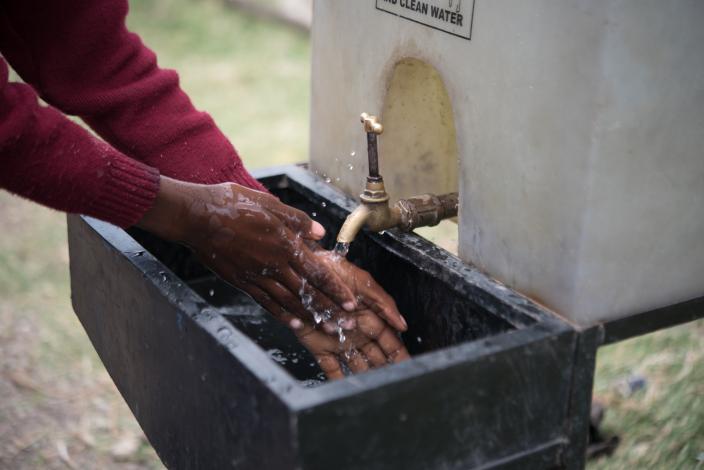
left=311, top=221, right=325, bottom=239
left=289, top=318, right=303, bottom=330
left=343, top=301, right=356, bottom=312
left=342, top=318, right=356, bottom=330
left=401, top=315, right=408, bottom=330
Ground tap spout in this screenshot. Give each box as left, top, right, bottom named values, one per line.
left=336, top=204, right=372, bottom=245
left=336, top=202, right=403, bottom=244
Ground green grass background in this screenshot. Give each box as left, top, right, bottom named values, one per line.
left=0, top=0, right=701, bottom=468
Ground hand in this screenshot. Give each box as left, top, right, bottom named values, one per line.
left=137, top=176, right=411, bottom=379
left=312, top=247, right=408, bottom=332
left=265, top=307, right=411, bottom=380
left=137, top=177, right=359, bottom=322
left=256, top=247, right=411, bottom=379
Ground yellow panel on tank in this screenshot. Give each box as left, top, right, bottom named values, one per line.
left=380, top=58, right=459, bottom=201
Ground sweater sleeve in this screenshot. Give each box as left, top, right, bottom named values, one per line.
left=0, top=58, right=160, bottom=228
left=0, top=0, right=266, bottom=191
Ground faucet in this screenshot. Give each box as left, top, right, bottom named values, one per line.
left=336, top=113, right=459, bottom=245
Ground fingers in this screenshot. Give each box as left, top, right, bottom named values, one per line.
left=361, top=278, right=408, bottom=332
left=345, top=267, right=406, bottom=332
left=243, top=283, right=292, bottom=324
left=314, top=250, right=407, bottom=331
left=356, top=313, right=410, bottom=365
left=376, top=328, right=411, bottom=364
left=246, top=284, right=347, bottom=381
left=317, top=354, right=345, bottom=380
left=289, top=242, right=357, bottom=311
left=355, top=310, right=386, bottom=339
left=264, top=199, right=325, bottom=240
left=260, top=276, right=324, bottom=322
left=266, top=271, right=357, bottom=333
left=346, top=350, right=370, bottom=373
left=361, top=343, right=388, bottom=368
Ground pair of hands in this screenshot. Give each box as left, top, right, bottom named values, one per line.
left=138, top=177, right=410, bottom=379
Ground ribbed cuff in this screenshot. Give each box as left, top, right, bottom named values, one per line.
left=86, top=154, right=160, bottom=228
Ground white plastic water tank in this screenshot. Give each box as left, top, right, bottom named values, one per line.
left=309, top=0, right=704, bottom=326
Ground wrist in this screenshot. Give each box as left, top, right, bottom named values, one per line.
left=136, top=176, right=194, bottom=242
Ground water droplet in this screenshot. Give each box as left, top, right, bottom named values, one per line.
left=267, top=348, right=288, bottom=365
left=336, top=318, right=347, bottom=343
left=324, top=176, right=332, bottom=183
left=158, top=271, right=167, bottom=282
left=217, top=327, right=232, bottom=340
left=312, top=212, right=317, bottom=217
left=209, top=289, right=215, bottom=297
left=417, top=336, right=422, bottom=343
left=334, top=242, right=350, bottom=257
left=350, top=151, right=356, bottom=157
left=321, top=201, right=327, bottom=208
left=347, top=163, right=354, bottom=170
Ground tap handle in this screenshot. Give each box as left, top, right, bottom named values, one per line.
left=360, top=113, right=383, bottom=179
left=360, top=113, right=384, bottom=135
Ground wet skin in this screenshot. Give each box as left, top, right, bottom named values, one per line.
left=137, top=176, right=410, bottom=378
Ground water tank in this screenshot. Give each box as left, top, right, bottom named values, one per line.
left=309, top=0, right=704, bottom=326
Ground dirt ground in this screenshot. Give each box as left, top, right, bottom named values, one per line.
left=1, top=0, right=702, bottom=468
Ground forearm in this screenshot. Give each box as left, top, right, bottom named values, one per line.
left=0, top=60, right=160, bottom=228
left=0, top=0, right=266, bottom=190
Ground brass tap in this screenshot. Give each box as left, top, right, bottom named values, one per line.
left=335, top=113, right=459, bottom=245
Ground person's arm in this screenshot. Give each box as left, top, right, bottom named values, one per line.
left=0, top=58, right=159, bottom=228
left=0, top=0, right=264, bottom=189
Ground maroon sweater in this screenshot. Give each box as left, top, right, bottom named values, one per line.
left=0, top=0, right=266, bottom=228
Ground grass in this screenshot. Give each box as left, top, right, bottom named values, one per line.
left=127, top=0, right=311, bottom=168
left=590, top=323, right=704, bottom=469
left=0, top=0, right=701, bottom=468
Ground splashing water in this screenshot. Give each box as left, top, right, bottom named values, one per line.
left=336, top=318, right=346, bottom=343
left=299, top=278, right=332, bottom=324
left=337, top=326, right=346, bottom=343
left=334, top=242, right=350, bottom=257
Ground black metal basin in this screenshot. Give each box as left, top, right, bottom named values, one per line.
left=68, top=165, right=591, bottom=469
